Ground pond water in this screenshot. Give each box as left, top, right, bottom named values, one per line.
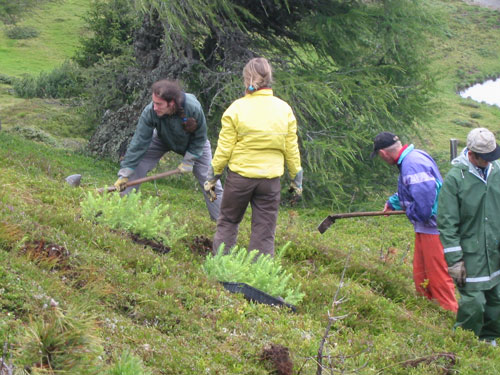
left=459, top=78, right=500, bottom=107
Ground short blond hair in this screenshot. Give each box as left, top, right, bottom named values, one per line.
left=243, top=57, right=272, bottom=91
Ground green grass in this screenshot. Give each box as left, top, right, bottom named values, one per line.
left=0, top=131, right=492, bottom=374
left=0, top=0, right=89, bottom=77
left=413, top=0, right=500, bottom=175
left=1, top=0, right=500, bottom=373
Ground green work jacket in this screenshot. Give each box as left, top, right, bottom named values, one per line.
left=120, top=93, right=207, bottom=170
left=438, top=149, right=500, bottom=291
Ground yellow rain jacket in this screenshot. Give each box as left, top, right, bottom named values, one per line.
left=212, top=89, right=301, bottom=179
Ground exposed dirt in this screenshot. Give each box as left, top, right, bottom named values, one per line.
left=188, top=235, right=213, bottom=256
left=260, top=343, right=293, bottom=375
left=21, top=240, right=70, bottom=269
left=130, top=233, right=170, bottom=254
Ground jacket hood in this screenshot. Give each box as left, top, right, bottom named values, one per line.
left=451, top=147, right=493, bottom=182
left=451, top=147, right=470, bottom=168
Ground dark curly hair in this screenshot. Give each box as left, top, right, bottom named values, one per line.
left=151, top=79, right=197, bottom=133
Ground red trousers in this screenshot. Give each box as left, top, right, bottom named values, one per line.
left=414, top=233, right=458, bottom=313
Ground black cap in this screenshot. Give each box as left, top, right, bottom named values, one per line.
left=370, top=132, right=399, bottom=158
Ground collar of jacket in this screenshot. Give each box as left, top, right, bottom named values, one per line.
left=453, top=147, right=493, bottom=182
left=246, top=88, right=273, bottom=97
left=397, top=144, right=414, bottom=165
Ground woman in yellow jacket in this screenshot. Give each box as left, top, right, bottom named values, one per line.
left=204, top=57, right=302, bottom=256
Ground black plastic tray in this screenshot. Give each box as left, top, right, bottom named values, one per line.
left=221, top=282, right=296, bottom=312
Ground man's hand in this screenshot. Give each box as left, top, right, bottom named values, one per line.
left=178, top=152, right=196, bottom=174
left=204, top=166, right=221, bottom=202
left=114, top=177, right=129, bottom=192
left=448, top=260, right=466, bottom=287
left=288, top=170, right=303, bottom=205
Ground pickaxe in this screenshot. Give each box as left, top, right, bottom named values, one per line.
left=317, top=210, right=406, bottom=234
left=97, top=168, right=181, bottom=194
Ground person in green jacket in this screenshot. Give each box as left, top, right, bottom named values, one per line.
left=113, top=79, right=223, bottom=221
left=438, top=127, right=500, bottom=345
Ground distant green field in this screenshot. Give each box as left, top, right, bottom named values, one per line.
left=0, top=0, right=89, bottom=77
left=411, top=1, right=500, bottom=174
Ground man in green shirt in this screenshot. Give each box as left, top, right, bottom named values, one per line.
left=438, top=127, right=500, bottom=345
left=114, top=79, right=223, bottom=221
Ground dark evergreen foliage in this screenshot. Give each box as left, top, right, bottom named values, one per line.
left=83, top=0, right=441, bottom=208
left=73, top=0, right=138, bottom=68
left=13, top=61, right=85, bottom=99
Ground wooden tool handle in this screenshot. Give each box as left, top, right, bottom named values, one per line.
left=97, top=168, right=181, bottom=194
left=331, top=210, right=405, bottom=219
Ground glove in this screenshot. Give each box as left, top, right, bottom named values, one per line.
left=448, top=260, right=466, bottom=288
left=178, top=162, right=194, bottom=173
left=289, top=169, right=303, bottom=197
left=114, top=177, right=129, bottom=192
left=204, top=165, right=221, bottom=202
left=178, top=151, right=196, bottom=174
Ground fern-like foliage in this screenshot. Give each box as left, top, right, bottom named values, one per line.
left=203, top=243, right=305, bottom=305
left=80, top=191, right=186, bottom=248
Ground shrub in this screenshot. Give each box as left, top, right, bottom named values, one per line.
left=5, top=25, right=39, bottom=39
left=80, top=191, right=186, bottom=248
left=0, top=73, right=14, bottom=84
left=12, top=61, right=84, bottom=99
left=80, top=54, right=138, bottom=131
left=9, top=125, right=59, bottom=147
left=203, top=243, right=305, bottom=305
left=107, top=351, right=151, bottom=375
left=17, top=305, right=103, bottom=374
left=73, top=0, right=137, bottom=68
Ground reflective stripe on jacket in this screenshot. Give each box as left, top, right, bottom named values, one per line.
left=438, top=148, right=500, bottom=291
left=211, top=89, right=301, bottom=179
left=387, top=145, right=442, bottom=234
left=120, top=93, right=207, bottom=170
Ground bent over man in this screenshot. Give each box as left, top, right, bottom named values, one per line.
left=438, top=127, right=500, bottom=344
left=372, top=131, right=458, bottom=312
left=114, top=79, right=223, bottom=221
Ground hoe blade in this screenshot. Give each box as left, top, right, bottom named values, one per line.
left=317, top=216, right=335, bottom=234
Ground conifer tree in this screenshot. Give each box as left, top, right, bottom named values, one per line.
left=86, top=0, right=439, bottom=207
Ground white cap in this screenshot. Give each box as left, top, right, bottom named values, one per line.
left=467, top=128, right=500, bottom=161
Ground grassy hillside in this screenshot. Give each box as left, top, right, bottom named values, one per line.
left=0, top=0, right=89, bottom=77
left=414, top=1, right=500, bottom=172
left=1, top=130, right=496, bottom=374
left=1, top=0, right=500, bottom=374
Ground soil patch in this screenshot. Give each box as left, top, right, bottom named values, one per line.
left=260, top=343, right=293, bottom=375
left=130, top=233, right=170, bottom=254
left=21, top=240, right=70, bottom=269
left=188, top=235, right=213, bottom=256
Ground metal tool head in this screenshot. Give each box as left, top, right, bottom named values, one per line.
left=317, top=216, right=335, bottom=234
left=65, top=174, right=82, bottom=187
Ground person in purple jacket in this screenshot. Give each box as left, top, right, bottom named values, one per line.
left=371, top=132, right=458, bottom=312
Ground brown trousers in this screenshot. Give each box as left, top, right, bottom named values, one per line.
left=213, top=170, right=281, bottom=256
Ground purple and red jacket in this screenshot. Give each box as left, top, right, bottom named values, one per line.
left=387, top=144, right=442, bottom=235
